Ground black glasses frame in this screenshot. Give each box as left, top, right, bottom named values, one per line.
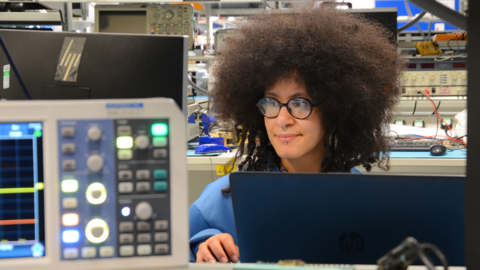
left=256, top=97, right=319, bottom=119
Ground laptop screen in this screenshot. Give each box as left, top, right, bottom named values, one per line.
left=230, top=172, right=464, bottom=266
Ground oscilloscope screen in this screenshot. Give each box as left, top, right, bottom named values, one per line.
left=0, top=122, right=45, bottom=259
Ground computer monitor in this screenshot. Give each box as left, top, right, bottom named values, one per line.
left=347, top=8, right=398, bottom=43
left=0, top=30, right=188, bottom=115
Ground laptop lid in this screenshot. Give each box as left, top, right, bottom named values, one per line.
left=230, top=172, right=464, bottom=266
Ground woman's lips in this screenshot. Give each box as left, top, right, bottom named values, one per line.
left=277, top=134, right=299, bottom=142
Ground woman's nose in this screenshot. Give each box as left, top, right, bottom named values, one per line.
left=276, top=106, right=294, bottom=128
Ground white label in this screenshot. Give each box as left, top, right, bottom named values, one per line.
left=3, top=64, right=9, bottom=89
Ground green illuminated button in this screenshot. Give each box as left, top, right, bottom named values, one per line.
left=62, top=180, right=78, bottom=193
left=153, top=137, right=167, bottom=147
left=154, top=181, right=168, bottom=192
left=151, top=124, right=168, bottom=136
left=34, top=130, right=42, bottom=137
left=117, top=136, right=133, bottom=149
left=153, top=169, right=167, bottom=180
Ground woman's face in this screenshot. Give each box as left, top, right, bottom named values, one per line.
left=264, top=80, right=327, bottom=162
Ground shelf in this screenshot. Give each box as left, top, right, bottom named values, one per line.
left=189, top=56, right=217, bottom=61
left=0, top=12, right=62, bottom=25
left=399, top=41, right=467, bottom=48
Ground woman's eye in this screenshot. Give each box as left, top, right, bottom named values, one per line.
left=291, top=101, right=305, bottom=107
left=267, top=101, right=278, bottom=106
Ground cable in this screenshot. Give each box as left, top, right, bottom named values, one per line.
left=0, top=33, right=32, bottom=100
left=427, top=20, right=432, bottom=40
left=433, top=100, right=441, bottom=139
left=408, top=0, right=467, bottom=30
left=421, top=243, right=450, bottom=269
left=403, top=0, right=426, bottom=40
left=390, top=130, right=400, bottom=140
left=187, top=74, right=209, bottom=96
left=261, top=0, right=274, bottom=9
left=377, top=237, right=448, bottom=270
left=398, top=10, right=427, bottom=32
left=421, top=89, right=467, bottom=148
left=398, top=5, right=427, bottom=35
left=412, top=100, right=417, bottom=115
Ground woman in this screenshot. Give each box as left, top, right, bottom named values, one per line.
left=189, top=4, right=402, bottom=263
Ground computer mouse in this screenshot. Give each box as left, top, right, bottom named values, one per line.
left=430, top=144, right=447, bottom=156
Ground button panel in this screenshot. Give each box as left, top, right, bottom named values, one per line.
left=58, top=118, right=171, bottom=260
left=115, top=119, right=171, bottom=257
left=59, top=120, right=116, bottom=260
left=146, top=4, right=194, bottom=49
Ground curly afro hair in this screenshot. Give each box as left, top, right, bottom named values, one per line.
left=211, top=4, right=403, bottom=192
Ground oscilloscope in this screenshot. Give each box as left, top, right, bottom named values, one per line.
left=0, top=98, right=188, bottom=269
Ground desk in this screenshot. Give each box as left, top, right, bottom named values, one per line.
left=187, top=150, right=466, bottom=205
left=188, top=263, right=466, bottom=270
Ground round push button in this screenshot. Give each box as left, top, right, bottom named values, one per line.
left=87, top=126, right=102, bottom=141
left=86, top=183, right=107, bottom=205
left=85, top=219, right=109, bottom=244
left=135, top=202, right=153, bottom=220
left=87, top=154, right=104, bottom=173
left=135, top=135, right=149, bottom=150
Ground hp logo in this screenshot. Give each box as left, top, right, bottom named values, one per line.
left=339, top=232, right=365, bottom=254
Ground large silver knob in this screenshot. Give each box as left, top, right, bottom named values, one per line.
left=135, top=202, right=153, bottom=220
left=87, top=154, right=104, bottom=173
left=87, top=126, right=102, bottom=141
left=165, top=11, right=173, bottom=19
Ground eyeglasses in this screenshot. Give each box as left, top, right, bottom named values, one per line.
left=256, top=97, right=318, bottom=119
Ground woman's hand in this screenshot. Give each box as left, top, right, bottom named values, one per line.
left=196, top=233, right=239, bottom=263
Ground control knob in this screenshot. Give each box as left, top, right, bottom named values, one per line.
left=85, top=219, right=109, bottom=244
left=452, top=73, right=458, bottom=80
left=86, top=183, right=107, bottom=205
left=165, top=11, right=173, bottom=19
left=87, top=126, right=102, bottom=141
left=135, top=135, right=150, bottom=150
left=135, top=202, right=153, bottom=220
left=87, top=154, right=104, bottom=173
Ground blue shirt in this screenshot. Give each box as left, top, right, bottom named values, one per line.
left=189, top=167, right=363, bottom=261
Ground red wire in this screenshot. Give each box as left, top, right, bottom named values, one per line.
left=422, top=89, right=467, bottom=148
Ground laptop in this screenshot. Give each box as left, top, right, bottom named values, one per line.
left=230, top=172, right=464, bottom=266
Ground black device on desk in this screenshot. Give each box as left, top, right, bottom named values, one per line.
left=0, top=30, right=188, bottom=114
left=430, top=145, right=447, bottom=156
left=230, top=172, right=464, bottom=266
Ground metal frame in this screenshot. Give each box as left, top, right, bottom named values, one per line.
left=466, top=0, right=480, bottom=268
